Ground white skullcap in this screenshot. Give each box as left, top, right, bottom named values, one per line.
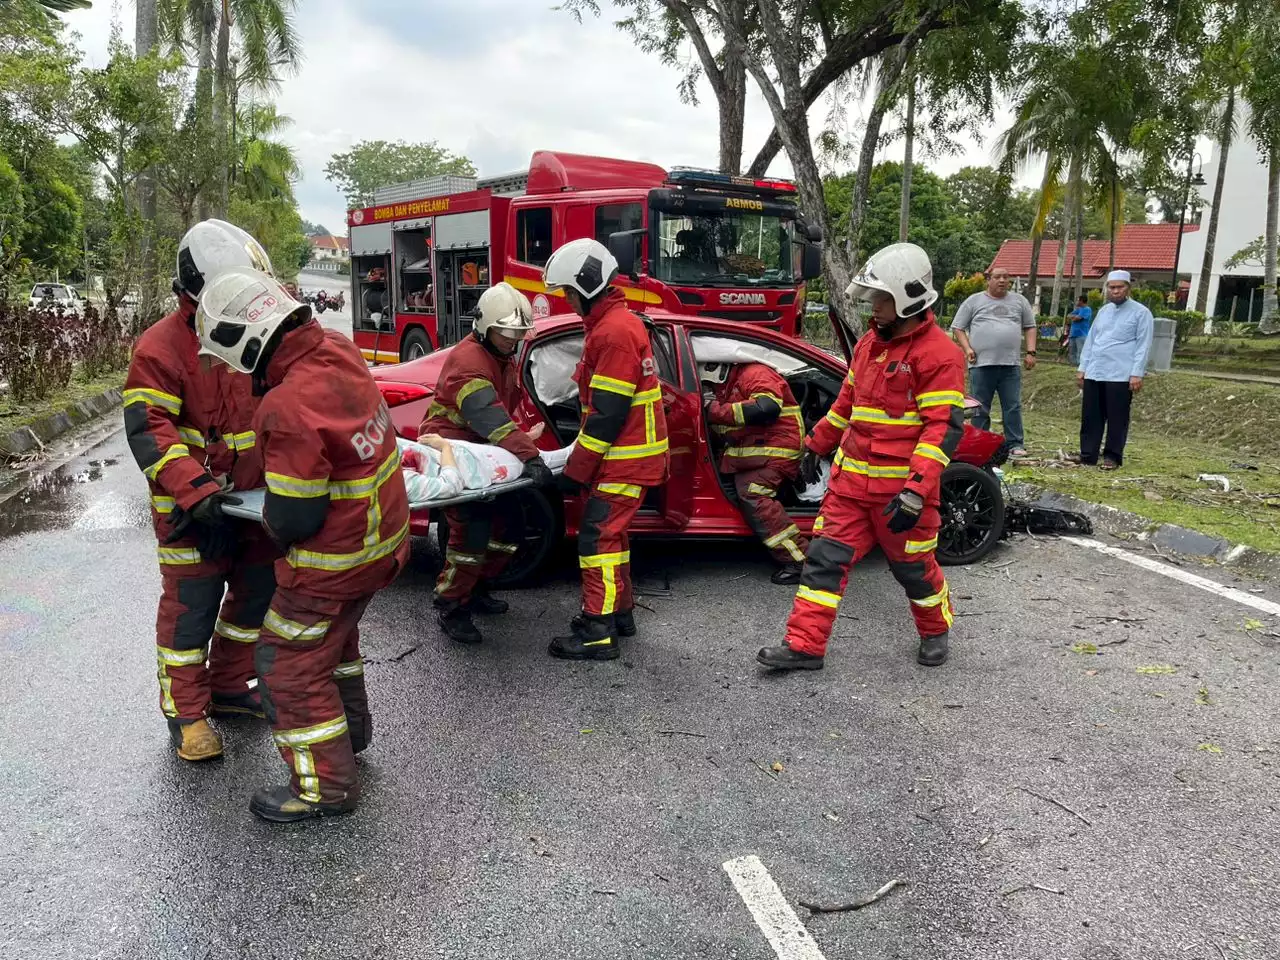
left=1107, top=270, right=1131, bottom=284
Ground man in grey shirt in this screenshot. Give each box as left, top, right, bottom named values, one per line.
left=950, top=267, right=1037, bottom=455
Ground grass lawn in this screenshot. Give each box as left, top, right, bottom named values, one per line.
left=999, top=362, right=1280, bottom=554
left=0, top=372, right=125, bottom=436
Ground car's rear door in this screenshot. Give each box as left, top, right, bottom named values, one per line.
left=648, top=321, right=697, bottom=528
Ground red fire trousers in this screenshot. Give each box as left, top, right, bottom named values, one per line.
left=255, top=587, right=372, bottom=805
left=579, top=484, right=648, bottom=619
left=732, top=460, right=809, bottom=565
left=155, top=527, right=277, bottom=721
left=435, top=499, right=521, bottom=602
left=784, top=490, right=954, bottom=657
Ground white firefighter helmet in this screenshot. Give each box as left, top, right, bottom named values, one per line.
left=698, top=361, right=730, bottom=385
left=542, top=237, right=618, bottom=301
left=176, top=219, right=276, bottom=301
left=474, top=281, right=535, bottom=340
left=194, top=266, right=309, bottom=374
left=846, top=242, right=938, bottom=318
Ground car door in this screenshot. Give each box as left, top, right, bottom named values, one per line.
left=648, top=321, right=697, bottom=528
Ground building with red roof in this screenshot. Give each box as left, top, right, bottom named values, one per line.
left=988, top=223, right=1199, bottom=293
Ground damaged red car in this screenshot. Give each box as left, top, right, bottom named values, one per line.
left=371, top=310, right=1008, bottom=584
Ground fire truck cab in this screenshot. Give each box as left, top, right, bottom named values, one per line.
left=348, top=150, right=822, bottom=364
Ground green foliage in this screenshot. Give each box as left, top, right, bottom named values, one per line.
left=229, top=193, right=308, bottom=281
left=1225, top=236, right=1264, bottom=270
left=0, top=301, right=75, bottom=402
left=324, top=140, right=476, bottom=208
left=944, top=272, right=987, bottom=302
left=1129, top=286, right=1166, bottom=313
left=1162, top=309, right=1208, bottom=344
left=826, top=161, right=992, bottom=281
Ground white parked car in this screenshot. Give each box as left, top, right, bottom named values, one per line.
left=28, top=282, right=85, bottom=315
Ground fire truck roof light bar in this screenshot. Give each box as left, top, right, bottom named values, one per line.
left=666, top=167, right=798, bottom=194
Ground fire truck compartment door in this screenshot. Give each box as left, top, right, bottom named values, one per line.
left=393, top=217, right=432, bottom=231
left=434, top=210, right=489, bottom=251
left=351, top=222, right=393, bottom=256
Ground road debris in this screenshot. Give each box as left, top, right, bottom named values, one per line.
left=1002, top=883, right=1065, bottom=897
left=656, top=729, right=708, bottom=739
left=1018, top=785, right=1094, bottom=826
left=799, top=878, right=907, bottom=914
left=749, top=757, right=779, bottom=779
left=1197, top=474, right=1231, bottom=492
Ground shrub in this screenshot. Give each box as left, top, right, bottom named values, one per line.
left=74, top=303, right=133, bottom=380
left=1130, top=286, right=1166, bottom=313
left=1160, top=309, right=1207, bottom=344
left=944, top=272, right=986, bottom=304
left=0, top=301, right=75, bottom=402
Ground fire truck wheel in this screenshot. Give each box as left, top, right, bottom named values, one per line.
left=400, top=328, right=431, bottom=362
left=433, top=488, right=564, bottom=587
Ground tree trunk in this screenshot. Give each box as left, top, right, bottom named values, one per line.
left=195, top=1, right=215, bottom=221
left=1108, top=175, right=1119, bottom=273
left=136, top=0, right=158, bottom=321
left=1050, top=155, right=1080, bottom=318
left=848, top=56, right=907, bottom=265
left=718, top=53, right=746, bottom=175
left=898, top=82, right=915, bottom=243
left=1073, top=177, right=1086, bottom=303
left=1196, top=86, right=1235, bottom=315
left=212, top=0, right=232, bottom=218
left=1261, top=146, right=1279, bottom=334
left=1026, top=161, right=1055, bottom=303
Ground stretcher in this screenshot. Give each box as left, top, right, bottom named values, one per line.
left=222, top=477, right=543, bottom=524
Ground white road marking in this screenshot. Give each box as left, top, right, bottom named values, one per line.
left=1064, top=537, right=1280, bottom=619
left=723, top=855, right=827, bottom=960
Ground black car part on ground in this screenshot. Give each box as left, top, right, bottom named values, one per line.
left=1003, top=501, right=1094, bottom=537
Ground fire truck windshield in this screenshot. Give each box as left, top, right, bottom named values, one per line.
left=652, top=209, right=797, bottom=287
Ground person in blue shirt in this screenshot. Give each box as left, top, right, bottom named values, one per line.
left=1076, top=270, right=1154, bottom=470
left=1066, top=295, right=1093, bottom=365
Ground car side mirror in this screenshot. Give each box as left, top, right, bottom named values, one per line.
left=608, top=229, right=643, bottom=281
left=801, top=243, right=823, bottom=282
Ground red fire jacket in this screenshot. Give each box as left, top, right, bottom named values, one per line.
left=807, top=315, right=966, bottom=505
left=706, top=362, right=804, bottom=473
left=564, top=288, right=669, bottom=488
left=124, top=300, right=263, bottom=551
left=418, top=333, right=539, bottom=461
left=256, top=321, right=410, bottom=599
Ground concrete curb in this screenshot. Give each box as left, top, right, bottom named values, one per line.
left=0, top=387, right=123, bottom=461
left=1007, top=481, right=1280, bottom=577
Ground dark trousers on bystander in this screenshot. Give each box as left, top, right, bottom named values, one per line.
left=1080, top=379, right=1133, bottom=466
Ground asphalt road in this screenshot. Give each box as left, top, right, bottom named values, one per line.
left=297, top=269, right=354, bottom=340
left=2, top=428, right=1280, bottom=960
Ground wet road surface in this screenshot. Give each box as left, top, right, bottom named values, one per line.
left=2, top=429, right=1279, bottom=959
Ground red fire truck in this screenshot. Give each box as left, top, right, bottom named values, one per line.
left=347, top=150, right=822, bottom=364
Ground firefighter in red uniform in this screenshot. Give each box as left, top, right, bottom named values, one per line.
left=758, top=243, right=966, bottom=671
left=542, top=238, right=669, bottom=660
left=702, top=360, right=809, bottom=584
left=123, top=219, right=279, bottom=763
left=195, top=267, right=410, bottom=822
left=419, top=282, right=552, bottom=644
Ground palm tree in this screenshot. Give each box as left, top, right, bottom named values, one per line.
left=33, top=0, right=93, bottom=11
left=1000, top=41, right=1130, bottom=317
left=160, top=0, right=301, bottom=216
left=234, top=102, right=299, bottom=202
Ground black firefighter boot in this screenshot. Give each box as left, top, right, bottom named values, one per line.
left=549, top=614, right=619, bottom=661
left=756, top=643, right=824, bottom=671
left=435, top=597, right=483, bottom=645
left=467, top=585, right=509, bottom=616
left=771, top=563, right=803, bottom=585
left=614, top=608, right=637, bottom=638
left=917, top=632, right=950, bottom=667
left=249, top=785, right=358, bottom=824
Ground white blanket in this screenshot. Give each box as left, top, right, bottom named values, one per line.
left=397, top=437, right=571, bottom=505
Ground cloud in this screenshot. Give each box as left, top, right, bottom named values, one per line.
left=65, top=1, right=1010, bottom=234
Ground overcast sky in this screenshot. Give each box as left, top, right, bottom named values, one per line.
left=70, top=0, right=1014, bottom=233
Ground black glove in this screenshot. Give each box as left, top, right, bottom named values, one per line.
left=164, top=491, right=243, bottom=560
left=191, top=491, right=242, bottom=523
left=521, top=457, right=554, bottom=487
left=194, top=519, right=238, bottom=561
left=882, top=489, right=924, bottom=534
left=797, top=448, right=823, bottom=488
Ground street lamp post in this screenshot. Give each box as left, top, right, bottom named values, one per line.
left=1171, top=147, right=1206, bottom=307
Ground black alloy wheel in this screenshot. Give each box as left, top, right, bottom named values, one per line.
left=936, top=461, right=1005, bottom=566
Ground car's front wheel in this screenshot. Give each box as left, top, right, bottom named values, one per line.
left=936, top=462, right=1004, bottom=566
left=433, top=487, right=563, bottom=587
